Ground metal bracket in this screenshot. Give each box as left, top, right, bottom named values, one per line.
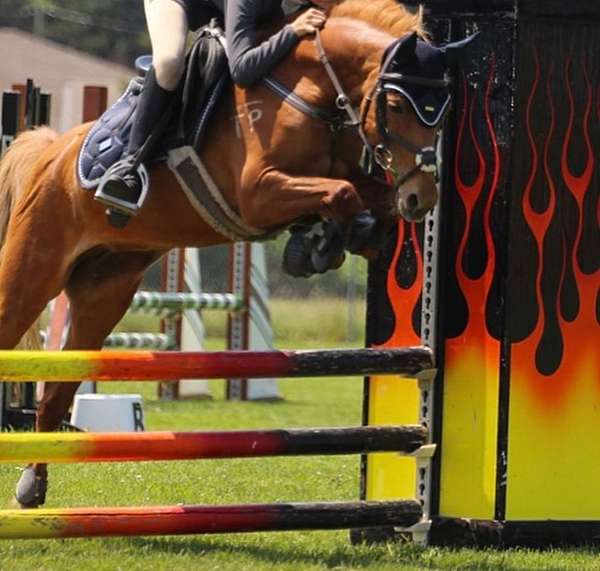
left=416, top=367, right=437, bottom=384
left=405, top=443, right=437, bottom=460
left=394, top=520, right=432, bottom=547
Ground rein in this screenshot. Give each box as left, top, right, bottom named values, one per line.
left=262, top=30, right=442, bottom=187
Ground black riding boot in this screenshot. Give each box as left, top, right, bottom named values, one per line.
left=94, top=67, right=175, bottom=217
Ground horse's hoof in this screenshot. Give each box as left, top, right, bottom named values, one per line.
left=310, top=220, right=346, bottom=274
left=311, top=249, right=345, bottom=274
left=347, top=211, right=386, bottom=254
left=283, top=232, right=315, bottom=278
left=15, top=466, right=47, bottom=508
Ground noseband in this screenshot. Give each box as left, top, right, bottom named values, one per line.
left=262, top=31, right=449, bottom=187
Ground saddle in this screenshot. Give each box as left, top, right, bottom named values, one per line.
left=78, top=24, right=229, bottom=190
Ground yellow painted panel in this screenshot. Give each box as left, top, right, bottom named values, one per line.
left=507, top=351, right=600, bottom=519
left=366, top=375, right=419, bottom=500
left=439, top=344, right=500, bottom=519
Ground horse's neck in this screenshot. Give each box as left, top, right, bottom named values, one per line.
left=317, top=19, right=395, bottom=99
left=306, top=21, right=395, bottom=161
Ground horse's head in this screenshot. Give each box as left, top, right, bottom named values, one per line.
left=361, top=32, right=477, bottom=222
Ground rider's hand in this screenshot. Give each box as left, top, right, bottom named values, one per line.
left=291, top=8, right=327, bottom=38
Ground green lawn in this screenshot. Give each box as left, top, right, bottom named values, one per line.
left=0, top=318, right=598, bottom=569
left=119, top=297, right=367, bottom=345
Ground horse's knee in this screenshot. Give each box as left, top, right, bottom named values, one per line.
left=323, top=181, right=364, bottom=222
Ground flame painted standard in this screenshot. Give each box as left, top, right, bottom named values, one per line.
left=359, top=0, right=600, bottom=549
left=0, top=425, right=428, bottom=463
left=0, top=347, right=433, bottom=382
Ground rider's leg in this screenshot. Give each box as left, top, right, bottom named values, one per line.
left=145, top=0, right=189, bottom=91
left=94, top=0, right=188, bottom=216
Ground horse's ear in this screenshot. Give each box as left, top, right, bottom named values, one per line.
left=442, top=33, right=480, bottom=67
left=383, top=31, right=418, bottom=69
left=396, top=31, right=418, bottom=60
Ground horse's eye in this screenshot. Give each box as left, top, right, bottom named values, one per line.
left=388, top=103, right=404, bottom=115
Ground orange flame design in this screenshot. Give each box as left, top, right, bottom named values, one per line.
left=445, top=59, right=501, bottom=377
left=511, top=49, right=599, bottom=409
left=377, top=221, right=423, bottom=348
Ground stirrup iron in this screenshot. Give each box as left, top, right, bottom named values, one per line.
left=93, top=162, right=150, bottom=217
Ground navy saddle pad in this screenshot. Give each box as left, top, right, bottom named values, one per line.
left=78, top=27, right=229, bottom=190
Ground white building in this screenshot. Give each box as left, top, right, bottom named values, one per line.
left=0, top=27, right=133, bottom=132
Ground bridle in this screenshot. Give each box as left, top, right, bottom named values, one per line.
left=262, top=30, right=450, bottom=187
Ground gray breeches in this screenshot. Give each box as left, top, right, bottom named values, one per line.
left=143, top=0, right=310, bottom=90
left=143, top=0, right=189, bottom=90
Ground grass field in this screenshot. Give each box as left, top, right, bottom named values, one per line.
left=118, top=297, right=368, bottom=345
left=0, top=302, right=598, bottom=570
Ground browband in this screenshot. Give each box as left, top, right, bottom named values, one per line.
left=378, top=72, right=452, bottom=88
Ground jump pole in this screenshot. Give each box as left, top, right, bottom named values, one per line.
left=0, top=347, right=433, bottom=382
left=129, top=291, right=244, bottom=315
left=0, top=425, right=427, bottom=463
left=0, top=500, right=421, bottom=540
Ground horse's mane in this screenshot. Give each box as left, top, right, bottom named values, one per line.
left=330, top=0, right=427, bottom=39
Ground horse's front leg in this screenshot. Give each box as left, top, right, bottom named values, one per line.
left=344, top=176, right=399, bottom=258
left=239, top=169, right=368, bottom=277
left=239, top=168, right=365, bottom=229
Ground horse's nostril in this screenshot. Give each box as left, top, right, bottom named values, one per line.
left=406, top=193, right=419, bottom=211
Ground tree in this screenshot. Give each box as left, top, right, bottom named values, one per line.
left=0, top=0, right=149, bottom=65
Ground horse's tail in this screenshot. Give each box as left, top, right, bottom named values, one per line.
left=0, top=127, right=59, bottom=350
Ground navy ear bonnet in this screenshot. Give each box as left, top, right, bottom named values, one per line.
left=379, top=32, right=477, bottom=127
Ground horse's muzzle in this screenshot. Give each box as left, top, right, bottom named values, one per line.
left=397, top=191, right=429, bottom=223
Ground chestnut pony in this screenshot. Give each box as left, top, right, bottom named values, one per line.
left=1, top=0, right=445, bottom=507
